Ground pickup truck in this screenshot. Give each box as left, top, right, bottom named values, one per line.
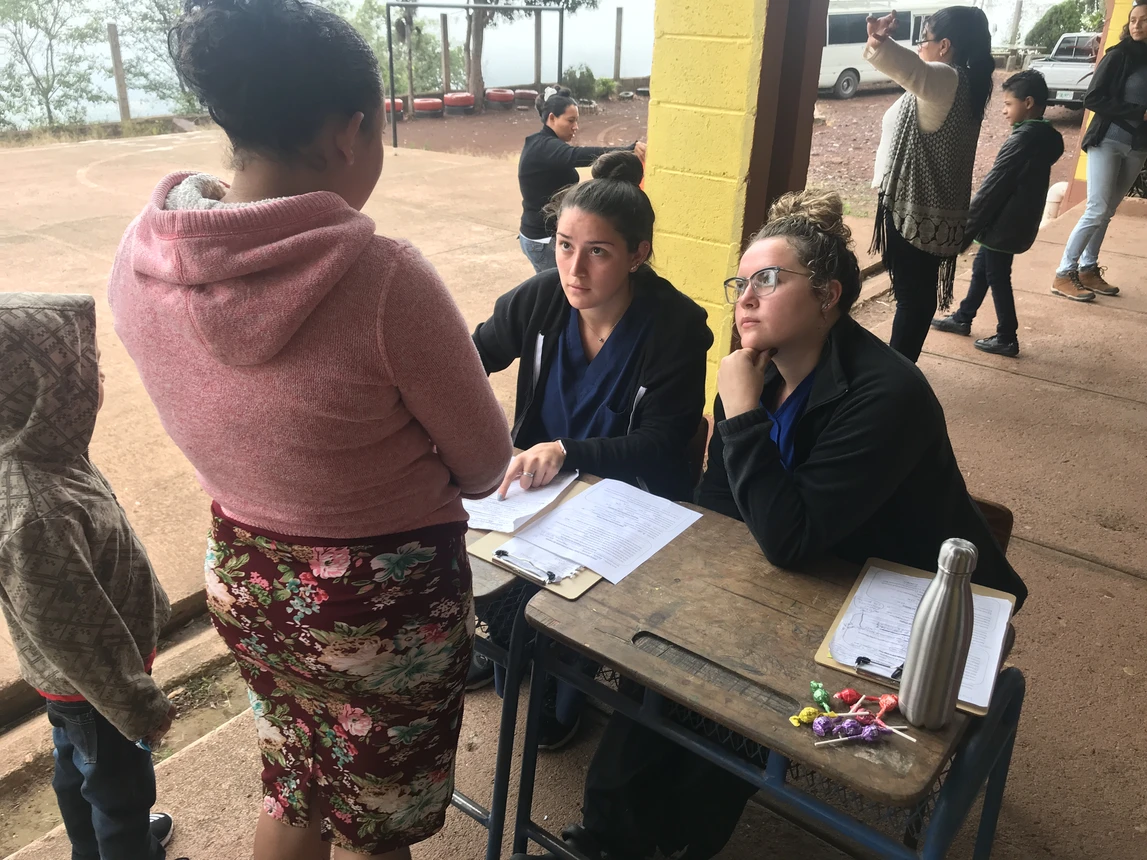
left=1028, top=32, right=1101, bottom=109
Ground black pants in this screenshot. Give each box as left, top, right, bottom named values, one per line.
left=580, top=707, right=758, bottom=860
left=46, top=699, right=164, bottom=860
left=885, top=216, right=942, bottom=363
left=952, top=246, right=1018, bottom=341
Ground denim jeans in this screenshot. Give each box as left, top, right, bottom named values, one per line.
left=953, top=246, right=1018, bottom=340
left=46, top=700, right=164, bottom=860
left=518, top=234, right=557, bottom=273
left=1058, top=137, right=1147, bottom=273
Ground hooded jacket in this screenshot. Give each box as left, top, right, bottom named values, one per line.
left=0, top=293, right=171, bottom=740
left=108, top=173, right=512, bottom=539
left=1081, top=38, right=1147, bottom=152
left=965, top=119, right=1065, bottom=256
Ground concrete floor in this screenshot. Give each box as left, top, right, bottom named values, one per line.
left=2, top=131, right=1146, bottom=859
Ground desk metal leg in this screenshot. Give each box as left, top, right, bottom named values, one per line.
left=512, top=639, right=551, bottom=855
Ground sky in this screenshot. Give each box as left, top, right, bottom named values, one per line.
left=78, top=0, right=1080, bottom=124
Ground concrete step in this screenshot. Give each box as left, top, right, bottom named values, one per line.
left=0, top=619, right=232, bottom=799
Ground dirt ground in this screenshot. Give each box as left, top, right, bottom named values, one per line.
left=387, top=75, right=1088, bottom=221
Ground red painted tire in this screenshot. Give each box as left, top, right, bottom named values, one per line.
left=485, top=88, right=515, bottom=103
left=443, top=92, right=476, bottom=107
left=384, top=97, right=404, bottom=112
left=413, top=97, right=444, bottom=112
left=514, top=88, right=539, bottom=102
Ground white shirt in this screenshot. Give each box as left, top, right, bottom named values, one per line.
left=866, top=39, right=960, bottom=187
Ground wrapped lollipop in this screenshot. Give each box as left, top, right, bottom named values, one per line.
left=815, top=724, right=890, bottom=747
left=833, top=718, right=864, bottom=738
left=811, top=715, right=837, bottom=737
left=833, top=688, right=862, bottom=710
left=810, top=681, right=834, bottom=713
left=789, top=706, right=822, bottom=727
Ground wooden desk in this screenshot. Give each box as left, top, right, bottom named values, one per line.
left=525, top=503, right=965, bottom=807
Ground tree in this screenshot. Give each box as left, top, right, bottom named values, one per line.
left=110, top=0, right=198, bottom=114
left=0, top=0, right=112, bottom=125
left=464, top=0, right=598, bottom=113
left=354, top=0, right=465, bottom=97
left=1025, top=0, right=1105, bottom=51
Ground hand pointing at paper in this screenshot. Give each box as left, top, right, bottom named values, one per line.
left=497, top=442, right=567, bottom=500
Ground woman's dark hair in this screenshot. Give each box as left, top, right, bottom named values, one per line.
left=926, top=6, right=994, bottom=120
left=169, top=0, right=383, bottom=161
left=536, top=86, right=572, bottom=119
left=540, top=93, right=577, bottom=125
left=1120, top=0, right=1147, bottom=42
left=546, top=150, right=654, bottom=265
left=749, top=191, right=862, bottom=315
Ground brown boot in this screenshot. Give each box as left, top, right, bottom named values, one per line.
left=1051, top=271, right=1096, bottom=302
left=1078, top=266, right=1120, bottom=296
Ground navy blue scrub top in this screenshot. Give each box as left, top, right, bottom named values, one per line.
left=540, top=298, right=652, bottom=442
left=766, top=371, right=816, bottom=472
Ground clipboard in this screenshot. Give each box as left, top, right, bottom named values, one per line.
left=814, top=558, right=1016, bottom=717
left=467, top=480, right=602, bottom=600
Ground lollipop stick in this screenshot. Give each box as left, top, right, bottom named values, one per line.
left=883, top=725, right=916, bottom=743
left=814, top=735, right=862, bottom=747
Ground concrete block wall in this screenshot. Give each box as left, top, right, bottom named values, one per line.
left=644, top=0, right=769, bottom=406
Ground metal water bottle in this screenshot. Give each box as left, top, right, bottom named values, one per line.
left=899, top=539, right=977, bottom=730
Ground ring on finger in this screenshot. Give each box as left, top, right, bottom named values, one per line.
left=522, top=471, right=536, bottom=478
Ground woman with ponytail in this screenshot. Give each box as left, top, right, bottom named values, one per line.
left=472, top=150, right=712, bottom=748
left=865, top=6, right=994, bottom=362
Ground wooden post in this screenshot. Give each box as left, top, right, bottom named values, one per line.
left=405, top=9, right=416, bottom=119
left=534, top=10, right=543, bottom=88
left=107, top=23, right=131, bottom=123
left=614, top=7, right=623, bottom=81
left=441, top=13, right=451, bottom=93
left=1008, top=0, right=1023, bottom=47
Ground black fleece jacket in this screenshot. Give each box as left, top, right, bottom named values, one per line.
left=966, top=119, right=1064, bottom=255
left=1081, top=40, right=1147, bottom=152
left=472, top=268, right=713, bottom=502
left=518, top=126, right=636, bottom=240
left=696, top=315, right=1027, bottom=610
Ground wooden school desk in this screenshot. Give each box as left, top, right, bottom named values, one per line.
left=511, top=503, right=1026, bottom=860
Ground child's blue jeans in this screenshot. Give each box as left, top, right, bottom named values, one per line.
left=46, top=699, right=165, bottom=860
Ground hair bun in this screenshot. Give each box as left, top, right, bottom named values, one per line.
left=766, top=190, right=851, bottom=244
left=591, top=150, right=644, bottom=186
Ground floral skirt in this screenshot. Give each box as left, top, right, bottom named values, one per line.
left=205, top=506, right=474, bottom=854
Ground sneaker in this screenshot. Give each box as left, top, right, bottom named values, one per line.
left=930, top=314, right=971, bottom=336
left=1078, top=266, right=1120, bottom=296
left=465, top=651, right=495, bottom=691
left=1050, top=271, right=1096, bottom=302
left=537, top=710, right=582, bottom=751
left=149, top=812, right=174, bottom=848
left=974, top=335, right=1019, bottom=357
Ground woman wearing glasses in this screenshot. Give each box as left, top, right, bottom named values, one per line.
left=524, top=191, right=1027, bottom=860
left=471, top=150, right=713, bottom=749
left=865, top=7, right=995, bottom=361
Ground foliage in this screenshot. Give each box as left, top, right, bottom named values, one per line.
left=355, top=0, right=465, bottom=94
left=0, top=0, right=113, bottom=125
left=1025, top=0, right=1104, bottom=51
left=594, top=76, right=617, bottom=100
left=111, top=0, right=198, bottom=114
left=563, top=63, right=596, bottom=100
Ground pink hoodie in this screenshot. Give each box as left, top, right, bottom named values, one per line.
left=108, top=172, right=512, bottom=539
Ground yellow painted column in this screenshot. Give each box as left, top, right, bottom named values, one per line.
left=643, top=0, right=771, bottom=407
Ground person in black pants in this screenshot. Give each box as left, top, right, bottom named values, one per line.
left=517, top=92, right=645, bottom=273
left=514, top=190, right=1027, bottom=860
left=932, top=70, right=1065, bottom=357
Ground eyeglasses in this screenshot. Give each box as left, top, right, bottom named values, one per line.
left=724, top=266, right=813, bottom=303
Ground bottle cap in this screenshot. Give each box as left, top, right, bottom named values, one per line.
left=938, top=538, right=978, bottom=575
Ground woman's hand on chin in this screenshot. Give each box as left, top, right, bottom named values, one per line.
left=718, top=348, right=774, bottom=419
left=497, top=442, right=567, bottom=499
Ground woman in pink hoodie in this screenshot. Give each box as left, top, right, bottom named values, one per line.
left=107, top=1, right=512, bottom=858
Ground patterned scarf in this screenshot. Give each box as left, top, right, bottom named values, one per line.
left=870, top=68, right=982, bottom=310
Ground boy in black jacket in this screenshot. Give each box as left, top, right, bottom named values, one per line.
left=932, top=70, right=1065, bottom=356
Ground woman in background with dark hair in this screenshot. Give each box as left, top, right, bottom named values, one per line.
left=1051, top=0, right=1147, bottom=300
left=473, top=150, right=712, bottom=748
left=517, top=92, right=646, bottom=272
left=865, top=6, right=995, bottom=362
left=108, top=0, right=513, bottom=857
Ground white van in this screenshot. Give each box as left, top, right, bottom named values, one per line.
left=820, top=0, right=976, bottom=99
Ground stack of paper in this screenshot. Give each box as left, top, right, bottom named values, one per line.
left=828, top=566, right=1013, bottom=710
left=498, top=479, right=703, bottom=585
left=462, top=471, right=579, bottom=533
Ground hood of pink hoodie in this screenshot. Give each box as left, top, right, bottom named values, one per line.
left=129, top=172, right=377, bottom=366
